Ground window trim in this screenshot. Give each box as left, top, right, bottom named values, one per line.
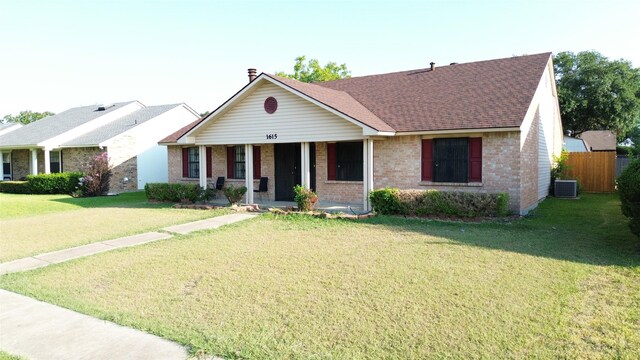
left=327, top=141, right=363, bottom=182
left=421, top=137, right=482, bottom=183
left=227, top=145, right=261, bottom=180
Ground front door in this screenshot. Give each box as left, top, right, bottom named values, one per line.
left=275, top=143, right=301, bottom=201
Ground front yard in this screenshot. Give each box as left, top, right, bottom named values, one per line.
left=0, top=192, right=229, bottom=262
left=1, top=194, right=638, bottom=358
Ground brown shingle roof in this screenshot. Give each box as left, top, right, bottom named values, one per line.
left=166, top=53, right=552, bottom=144
left=318, top=52, right=552, bottom=132
left=578, top=130, right=617, bottom=151
left=265, top=74, right=395, bottom=132
left=159, top=118, right=203, bottom=144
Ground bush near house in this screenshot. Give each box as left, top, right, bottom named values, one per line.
left=26, top=172, right=84, bottom=194
left=293, top=185, right=318, bottom=211
left=144, top=183, right=202, bottom=203
left=0, top=181, right=30, bottom=194
left=370, top=188, right=509, bottom=217
left=617, top=158, right=640, bottom=236
left=0, top=173, right=83, bottom=195
left=223, top=185, right=247, bottom=206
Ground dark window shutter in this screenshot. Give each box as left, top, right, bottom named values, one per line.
left=469, top=137, right=482, bottom=182
left=253, top=146, right=261, bottom=179
left=226, top=147, right=234, bottom=179
left=182, top=148, right=189, bottom=178
left=327, top=143, right=336, bottom=180
left=421, top=139, right=433, bottom=181
left=206, top=147, right=212, bottom=178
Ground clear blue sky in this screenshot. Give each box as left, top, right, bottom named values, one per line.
left=1, top=0, right=638, bottom=116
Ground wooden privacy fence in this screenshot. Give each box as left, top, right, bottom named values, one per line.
left=565, top=152, right=616, bottom=193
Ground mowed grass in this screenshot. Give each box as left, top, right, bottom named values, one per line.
left=1, top=194, right=638, bottom=358
left=0, top=192, right=229, bottom=262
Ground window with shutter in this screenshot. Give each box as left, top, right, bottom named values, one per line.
left=422, top=137, right=482, bottom=183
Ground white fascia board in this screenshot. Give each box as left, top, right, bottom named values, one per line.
left=38, top=101, right=145, bottom=150
left=0, top=145, right=42, bottom=150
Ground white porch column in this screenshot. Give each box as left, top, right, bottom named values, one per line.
left=0, top=151, right=4, bottom=180
left=30, top=149, right=38, bottom=175
left=43, top=149, right=51, bottom=174
left=245, top=144, right=254, bottom=204
left=301, top=142, right=311, bottom=188
left=198, top=145, right=207, bottom=188
left=363, top=139, right=374, bottom=211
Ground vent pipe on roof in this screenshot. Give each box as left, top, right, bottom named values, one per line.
left=248, top=68, right=257, bottom=83
left=430, top=62, right=435, bottom=71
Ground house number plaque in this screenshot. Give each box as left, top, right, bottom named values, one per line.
left=266, top=134, right=278, bottom=140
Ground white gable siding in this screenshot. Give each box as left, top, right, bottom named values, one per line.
left=537, top=64, right=558, bottom=200
left=194, top=83, right=364, bottom=145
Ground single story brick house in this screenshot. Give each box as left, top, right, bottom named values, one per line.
left=161, top=53, right=563, bottom=214
left=0, top=101, right=199, bottom=193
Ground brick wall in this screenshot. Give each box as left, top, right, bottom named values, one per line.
left=62, top=147, right=103, bottom=173
left=165, top=133, right=533, bottom=212
left=520, top=109, right=540, bottom=212
left=373, top=133, right=523, bottom=213
left=315, top=142, right=363, bottom=204
left=10, top=149, right=30, bottom=180
left=107, top=134, right=139, bottom=193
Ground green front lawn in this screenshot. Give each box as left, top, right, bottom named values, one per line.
left=0, top=192, right=229, bottom=262
left=1, top=194, right=638, bottom=358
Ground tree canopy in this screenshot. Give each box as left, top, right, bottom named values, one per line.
left=276, top=56, right=351, bottom=83
left=2, top=110, right=55, bottom=125
left=554, top=51, right=640, bottom=140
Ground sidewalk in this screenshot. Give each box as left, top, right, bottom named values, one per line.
left=0, top=212, right=259, bottom=275
left=0, top=289, right=187, bottom=360
left=0, top=212, right=259, bottom=359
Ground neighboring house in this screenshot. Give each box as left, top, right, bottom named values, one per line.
left=0, top=102, right=199, bottom=192
left=0, top=123, right=22, bottom=137
left=563, top=136, right=589, bottom=152
left=577, top=130, right=617, bottom=152
left=161, top=53, right=563, bottom=214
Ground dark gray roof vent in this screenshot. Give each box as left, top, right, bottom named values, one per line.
left=97, top=103, right=114, bottom=111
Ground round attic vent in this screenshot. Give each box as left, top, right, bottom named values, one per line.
left=264, top=97, right=278, bottom=114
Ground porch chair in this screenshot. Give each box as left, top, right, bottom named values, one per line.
left=253, top=177, right=268, bottom=201
left=215, top=177, right=225, bottom=190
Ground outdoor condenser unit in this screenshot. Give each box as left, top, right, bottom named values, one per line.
left=554, top=180, right=577, bottom=198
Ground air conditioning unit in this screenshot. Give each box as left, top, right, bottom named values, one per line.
left=555, top=180, right=577, bottom=198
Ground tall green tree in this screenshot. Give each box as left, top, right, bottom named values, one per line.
left=554, top=51, right=640, bottom=140
left=276, top=56, right=351, bottom=83
left=2, top=110, right=54, bottom=125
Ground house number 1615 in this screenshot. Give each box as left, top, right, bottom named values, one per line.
left=266, top=134, right=278, bottom=140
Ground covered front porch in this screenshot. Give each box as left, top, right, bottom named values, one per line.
left=0, top=147, right=62, bottom=181
left=191, top=140, right=375, bottom=211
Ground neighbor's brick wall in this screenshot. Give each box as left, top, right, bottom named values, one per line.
left=107, top=134, right=139, bottom=193
left=520, top=109, right=540, bottom=212
left=62, top=147, right=103, bottom=173
left=315, top=142, right=363, bottom=204
left=10, top=149, right=30, bottom=180
left=372, top=133, right=523, bottom=212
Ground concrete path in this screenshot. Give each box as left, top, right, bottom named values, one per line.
left=0, top=289, right=187, bottom=360
left=0, top=212, right=259, bottom=359
left=0, top=213, right=259, bottom=276
left=0, top=232, right=171, bottom=275
left=162, top=213, right=258, bottom=235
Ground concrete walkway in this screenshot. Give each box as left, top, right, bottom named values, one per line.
left=0, top=289, right=187, bottom=360
left=0, top=212, right=259, bottom=275
left=0, top=212, right=259, bottom=359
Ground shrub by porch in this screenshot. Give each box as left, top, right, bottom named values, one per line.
left=370, top=188, right=509, bottom=217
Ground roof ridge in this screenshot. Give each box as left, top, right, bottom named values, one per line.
left=318, top=52, right=552, bottom=85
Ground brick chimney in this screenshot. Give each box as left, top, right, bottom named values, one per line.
left=248, top=68, right=257, bottom=82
